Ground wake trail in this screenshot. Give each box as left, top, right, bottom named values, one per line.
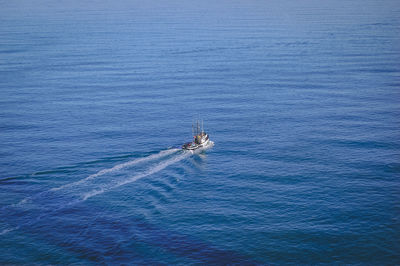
left=0, top=150, right=190, bottom=236
left=0, top=142, right=218, bottom=236
left=1, top=148, right=179, bottom=212
left=81, top=151, right=191, bottom=201
left=51, top=148, right=179, bottom=192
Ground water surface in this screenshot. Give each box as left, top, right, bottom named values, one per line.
left=1, top=0, right=400, bottom=264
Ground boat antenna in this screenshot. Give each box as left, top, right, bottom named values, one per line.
left=202, top=119, right=204, bottom=133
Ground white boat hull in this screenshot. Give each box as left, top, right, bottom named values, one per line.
left=183, top=138, right=210, bottom=150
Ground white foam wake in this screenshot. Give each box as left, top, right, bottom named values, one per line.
left=51, top=148, right=179, bottom=192
left=82, top=151, right=190, bottom=201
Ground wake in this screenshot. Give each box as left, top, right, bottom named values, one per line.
left=82, top=142, right=214, bottom=200
left=0, top=143, right=215, bottom=236
left=0, top=148, right=187, bottom=236
left=51, top=148, right=179, bottom=192
left=82, top=151, right=190, bottom=200
left=2, top=148, right=180, bottom=211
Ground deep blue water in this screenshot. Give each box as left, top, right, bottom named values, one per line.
left=1, top=0, right=400, bottom=264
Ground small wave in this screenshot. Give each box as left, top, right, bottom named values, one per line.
left=82, top=188, right=105, bottom=201
left=0, top=226, right=18, bottom=236
left=51, top=148, right=179, bottom=192
left=10, top=198, right=30, bottom=208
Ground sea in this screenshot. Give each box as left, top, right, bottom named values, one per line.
left=1, top=0, right=399, bottom=264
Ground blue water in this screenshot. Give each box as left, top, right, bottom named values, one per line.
left=1, top=0, right=400, bottom=264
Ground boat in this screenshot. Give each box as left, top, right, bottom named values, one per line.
left=182, top=120, right=210, bottom=150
